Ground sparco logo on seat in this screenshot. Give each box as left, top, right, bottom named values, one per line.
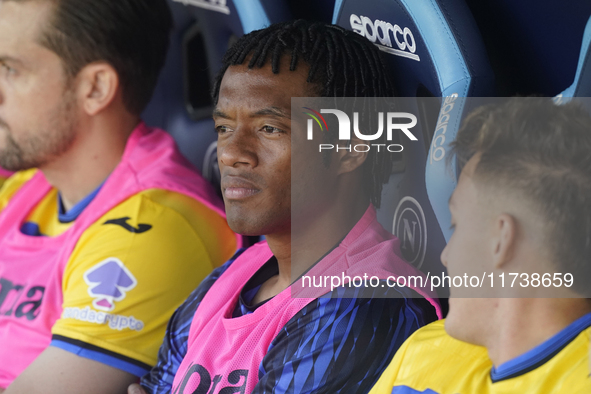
left=172, top=0, right=230, bottom=15
left=349, top=14, right=420, bottom=62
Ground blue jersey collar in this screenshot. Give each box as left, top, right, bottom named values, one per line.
left=58, top=182, right=104, bottom=223
left=491, top=311, right=591, bottom=382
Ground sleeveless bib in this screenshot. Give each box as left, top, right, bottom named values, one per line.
left=0, top=123, right=238, bottom=386
left=171, top=207, right=441, bottom=394
left=0, top=168, right=12, bottom=179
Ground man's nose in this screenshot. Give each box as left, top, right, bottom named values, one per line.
left=218, top=129, right=258, bottom=168
left=440, top=243, right=449, bottom=268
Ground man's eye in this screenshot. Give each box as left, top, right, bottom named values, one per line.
left=215, top=125, right=230, bottom=134
left=0, top=63, right=15, bottom=75
left=262, top=126, right=282, bottom=134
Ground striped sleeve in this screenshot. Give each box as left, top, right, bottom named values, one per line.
left=254, top=285, right=438, bottom=394
left=140, top=249, right=246, bottom=394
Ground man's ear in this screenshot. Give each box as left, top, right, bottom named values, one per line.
left=492, top=213, right=517, bottom=269
left=76, top=62, right=119, bottom=116
left=336, top=136, right=369, bottom=175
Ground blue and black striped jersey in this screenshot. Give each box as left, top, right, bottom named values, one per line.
left=141, top=248, right=438, bottom=393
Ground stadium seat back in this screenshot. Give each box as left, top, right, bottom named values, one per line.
left=333, top=0, right=495, bottom=281
left=465, top=0, right=591, bottom=97
left=556, top=15, right=591, bottom=102
left=143, top=0, right=291, bottom=189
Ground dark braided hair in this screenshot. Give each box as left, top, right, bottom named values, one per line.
left=212, top=20, right=397, bottom=208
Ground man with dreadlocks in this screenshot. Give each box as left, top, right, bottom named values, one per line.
left=133, top=20, right=441, bottom=394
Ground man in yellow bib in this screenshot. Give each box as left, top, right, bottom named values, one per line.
left=371, top=97, right=591, bottom=394
left=0, top=0, right=237, bottom=392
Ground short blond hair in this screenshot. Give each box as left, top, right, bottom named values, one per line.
left=452, top=98, right=591, bottom=297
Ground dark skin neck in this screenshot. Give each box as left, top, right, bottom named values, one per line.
left=252, top=176, right=370, bottom=305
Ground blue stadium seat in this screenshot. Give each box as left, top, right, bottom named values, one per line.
left=142, top=0, right=291, bottom=189
left=465, top=0, right=591, bottom=97
left=556, top=15, right=591, bottom=102
left=286, top=0, right=335, bottom=23
left=333, top=0, right=495, bottom=283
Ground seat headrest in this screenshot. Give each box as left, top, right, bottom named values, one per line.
left=333, top=0, right=494, bottom=98
left=143, top=0, right=291, bottom=185
left=334, top=0, right=494, bottom=256
left=556, top=15, right=591, bottom=102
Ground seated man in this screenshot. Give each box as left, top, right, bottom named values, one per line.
left=370, top=97, right=591, bottom=394
left=135, top=20, right=442, bottom=394
left=0, top=0, right=238, bottom=392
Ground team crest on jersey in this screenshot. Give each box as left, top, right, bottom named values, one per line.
left=83, top=258, right=137, bottom=312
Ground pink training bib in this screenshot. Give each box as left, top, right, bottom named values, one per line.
left=0, top=167, right=12, bottom=179
left=171, top=206, right=441, bottom=394
left=0, top=123, right=239, bottom=387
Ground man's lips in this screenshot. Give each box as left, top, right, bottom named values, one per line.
left=221, top=176, right=261, bottom=200
left=224, top=187, right=260, bottom=199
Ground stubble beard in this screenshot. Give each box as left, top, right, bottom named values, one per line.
left=0, top=88, right=78, bottom=172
